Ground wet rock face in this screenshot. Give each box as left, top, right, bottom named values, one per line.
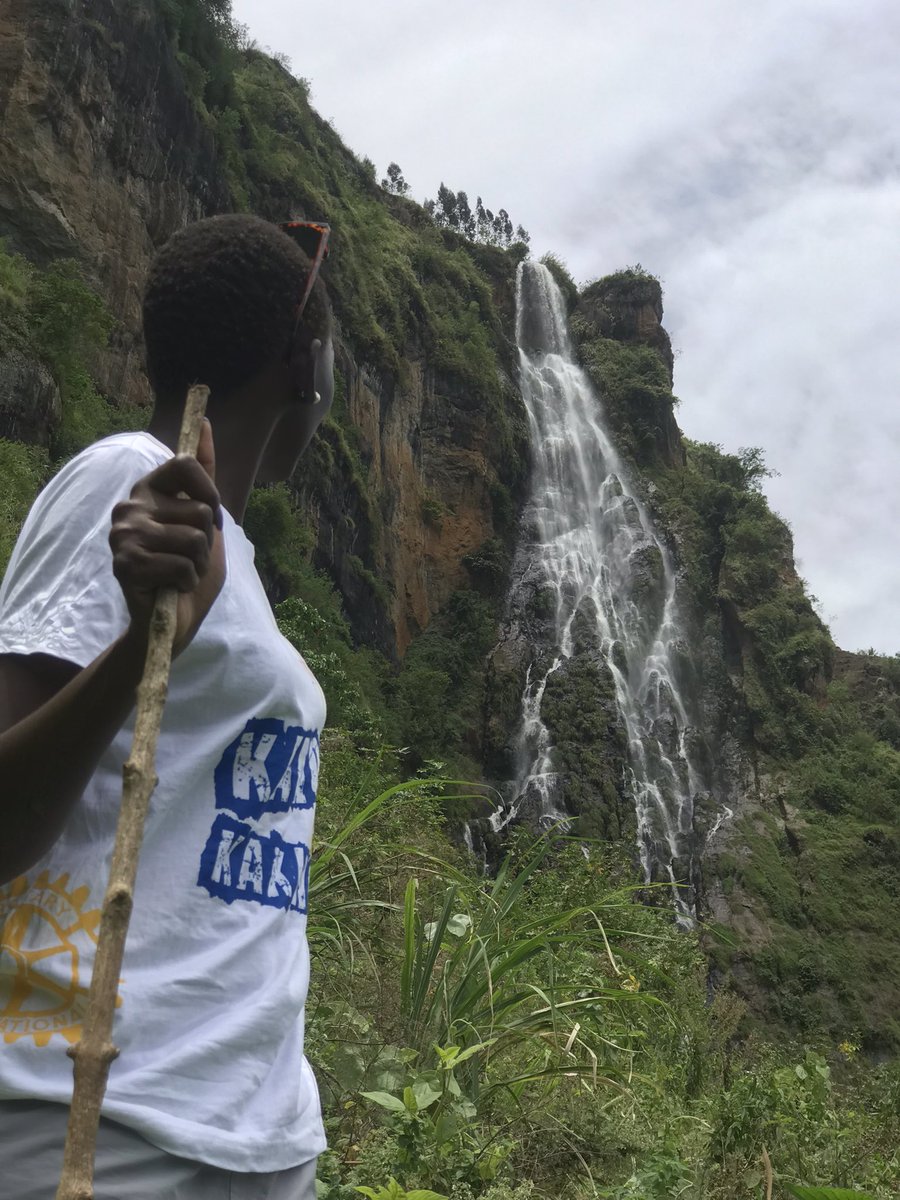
left=627, top=543, right=666, bottom=632
left=484, top=552, right=633, bottom=839
left=483, top=619, right=532, bottom=779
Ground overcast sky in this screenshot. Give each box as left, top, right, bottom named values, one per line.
left=232, top=0, right=900, bottom=653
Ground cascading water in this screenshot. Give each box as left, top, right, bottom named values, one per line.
left=497, top=261, right=717, bottom=922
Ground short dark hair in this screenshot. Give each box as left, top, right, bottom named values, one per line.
left=142, top=213, right=331, bottom=400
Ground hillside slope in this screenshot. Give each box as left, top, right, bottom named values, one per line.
left=1, top=0, right=899, bottom=1054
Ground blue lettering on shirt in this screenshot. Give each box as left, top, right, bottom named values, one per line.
left=197, top=813, right=311, bottom=912
left=214, top=717, right=319, bottom=820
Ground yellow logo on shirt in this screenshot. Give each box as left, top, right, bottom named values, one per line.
left=0, top=871, right=118, bottom=1047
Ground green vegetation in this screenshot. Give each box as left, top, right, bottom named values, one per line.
left=308, top=746, right=900, bottom=1197
left=575, top=334, right=674, bottom=469
left=562, top=268, right=900, bottom=1052
left=647, top=440, right=832, bottom=752
left=420, top=494, right=446, bottom=530
left=241, top=482, right=389, bottom=734
left=0, top=440, right=48, bottom=574
left=158, top=1, right=530, bottom=668
left=392, top=589, right=499, bottom=775
left=0, top=241, right=124, bottom=567
left=423, top=185, right=530, bottom=249
left=0, top=240, right=123, bottom=458
left=641, top=439, right=900, bottom=1049
left=539, top=253, right=578, bottom=313
left=165, top=3, right=524, bottom=431
left=29, top=259, right=118, bottom=457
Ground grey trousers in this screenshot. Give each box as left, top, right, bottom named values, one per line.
left=0, top=1100, right=318, bottom=1199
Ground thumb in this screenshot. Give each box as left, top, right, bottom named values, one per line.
left=196, top=416, right=216, bottom=482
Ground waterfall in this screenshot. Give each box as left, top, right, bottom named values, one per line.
left=499, top=261, right=713, bottom=922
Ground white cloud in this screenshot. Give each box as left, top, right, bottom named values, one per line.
left=233, top=0, right=900, bottom=651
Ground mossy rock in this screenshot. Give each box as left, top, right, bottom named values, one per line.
left=628, top=542, right=667, bottom=630
left=539, top=648, right=631, bottom=840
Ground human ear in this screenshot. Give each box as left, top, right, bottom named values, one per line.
left=257, top=337, right=336, bottom=483
left=290, top=336, right=322, bottom=405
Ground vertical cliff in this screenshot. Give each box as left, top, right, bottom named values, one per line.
left=0, top=0, right=528, bottom=661
left=0, top=0, right=231, bottom=406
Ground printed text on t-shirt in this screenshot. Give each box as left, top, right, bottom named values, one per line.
left=198, top=718, right=318, bottom=911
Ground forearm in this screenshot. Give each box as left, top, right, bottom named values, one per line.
left=0, top=629, right=149, bottom=884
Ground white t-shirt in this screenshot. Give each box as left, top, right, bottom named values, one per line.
left=0, top=432, right=327, bottom=1172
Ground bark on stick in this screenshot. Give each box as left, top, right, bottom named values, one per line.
left=56, top=385, right=210, bottom=1200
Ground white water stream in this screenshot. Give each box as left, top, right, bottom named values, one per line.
left=499, top=262, right=710, bottom=921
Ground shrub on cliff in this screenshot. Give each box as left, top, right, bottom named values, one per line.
left=0, top=440, right=48, bottom=573
left=0, top=242, right=118, bottom=457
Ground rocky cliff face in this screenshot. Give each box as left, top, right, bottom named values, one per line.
left=298, top=349, right=523, bottom=656
left=0, top=0, right=526, bottom=659
left=0, top=0, right=230, bottom=408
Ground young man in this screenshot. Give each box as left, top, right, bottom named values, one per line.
left=0, top=214, right=334, bottom=1198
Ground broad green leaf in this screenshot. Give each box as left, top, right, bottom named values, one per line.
left=330, top=1044, right=368, bottom=1089
left=411, top=1078, right=443, bottom=1110
left=446, top=912, right=472, bottom=937
left=359, top=1090, right=407, bottom=1114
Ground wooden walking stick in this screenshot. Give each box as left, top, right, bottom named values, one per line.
left=56, top=384, right=210, bottom=1200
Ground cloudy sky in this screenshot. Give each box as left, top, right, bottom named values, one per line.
left=232, top=0, right=900, bottom=653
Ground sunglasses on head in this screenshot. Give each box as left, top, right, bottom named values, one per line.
left=279, top=220, right=330, bottom=337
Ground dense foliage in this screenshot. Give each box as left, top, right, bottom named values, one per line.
left=164, top=0, right=522, bottom=409
left=308, top=740, right=900, bottom=1198
left=0, top=239, right=132, bottom=571
left=0, top=241, right=122, bottom=459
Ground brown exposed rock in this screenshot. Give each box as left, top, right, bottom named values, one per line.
left=300, top=352, right=518, bottom=657
left=573, top=271, right=684, bottom=470
left=578, top=271, right=675, bottom=386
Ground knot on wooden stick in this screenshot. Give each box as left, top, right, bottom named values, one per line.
left=104, top=883, right=133, bottom=918
left=67, top=1041, right=119, bottom=1065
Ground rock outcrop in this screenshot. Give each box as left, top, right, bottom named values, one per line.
left=0, top=0, right=230, bottom=408
left=0, top=350, right=60, bottom=444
